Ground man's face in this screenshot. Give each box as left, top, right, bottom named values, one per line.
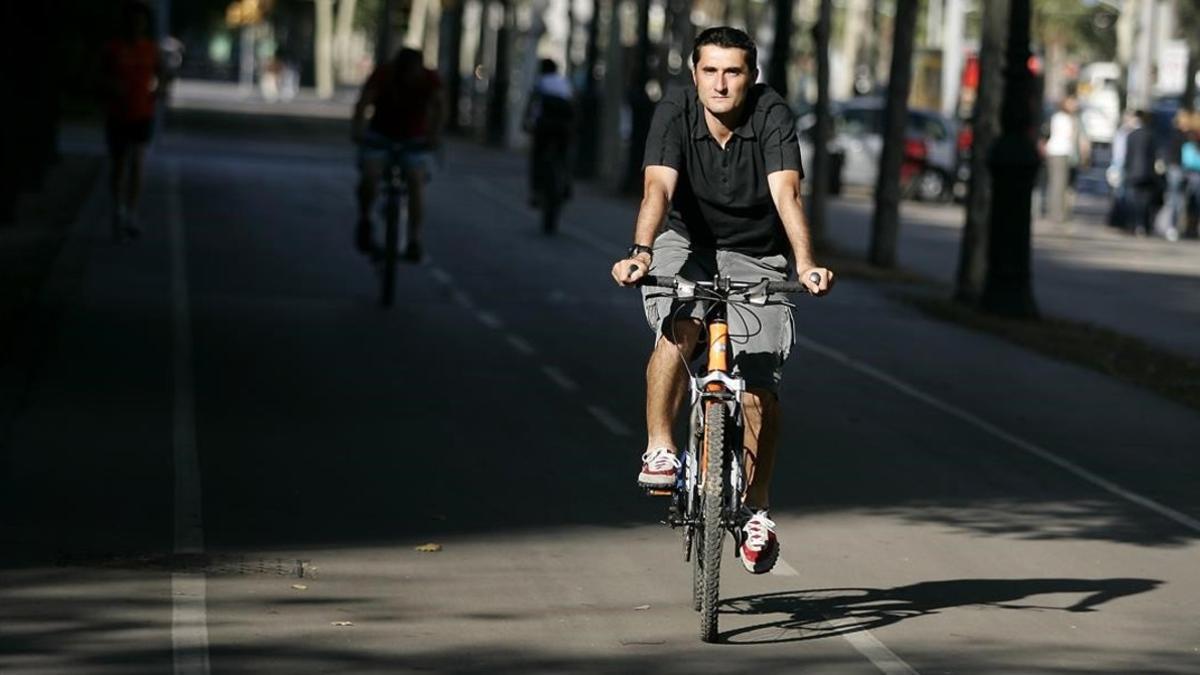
left=692, top=45, right=755, bottom=116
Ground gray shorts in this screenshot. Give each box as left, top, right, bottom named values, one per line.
left=642, top=229, right=795, bottom=394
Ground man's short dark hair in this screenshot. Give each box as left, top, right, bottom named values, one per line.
left=691, top=27, right=758, bottom=72
left=539, top=58, right=559, bottom=75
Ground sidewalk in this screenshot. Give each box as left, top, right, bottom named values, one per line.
left=169, top=79, right=356, bottom=120
left=822, top=194, right=1200, bottom=362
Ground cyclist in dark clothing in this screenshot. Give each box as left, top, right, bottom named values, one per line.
left=523, top=59, right=575, bottom=207
left=352, top=48, right=445, bottom=261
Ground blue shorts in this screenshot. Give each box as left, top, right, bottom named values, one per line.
left=358, top=131, right=434, bottom=176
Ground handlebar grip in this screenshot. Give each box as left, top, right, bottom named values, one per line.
left=765, top=281, right=809, bottom=294
left=638, top=274, right=677, bottom=288
left=809, top=271, right=823, bottom=285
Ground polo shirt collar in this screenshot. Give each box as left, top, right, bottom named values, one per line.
left=690, top=100, right=756, bottom=141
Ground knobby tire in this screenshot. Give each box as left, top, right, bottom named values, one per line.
left=699, top=401, right=729, bottom=642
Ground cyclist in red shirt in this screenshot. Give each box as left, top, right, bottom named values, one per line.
left=101, top=0, right=162, bottom=240
left=352, top=48, right=445, bottom=262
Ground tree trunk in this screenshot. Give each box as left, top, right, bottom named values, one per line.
left=767, top=0, right=792, bottom=98
left=334, top=0, right=357, bottom=83
left=315, top=0, right=335, bottom=99
left=575, top=0, right=603, bottom=176
left=1183, top=48, right=1198, bottom=109
left=440, top=0, right=465, bottom=131
left=486, top=0, right=513, bottom=145
left=376, top=0, right=395, bottom=65
left=600, top=0, right=626, bottom=187
left=868, top=0, right=918, bottom=268
left=955, top=0, right=1009, bottom=304
left=808, top=0, right=833, bottom=244
left=624, top=0, right=654, bottom=193
left=980, top=0, right=1039, bottom=318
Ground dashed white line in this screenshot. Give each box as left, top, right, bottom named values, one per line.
left=541, top=365, right=579, bottom=392
left=586, top=404, right=633, bottom=437
left=168, top=161, right=211, bottom=675
left=825, top=617, right=920, bottom=675
left=476, top=310, right=503, bottom=330
left=429, top=267, right=453, bottom=285
left=795, top=334, right=1200, bottom=535
left=505, top=334, right=535, bottom=355
left=449, top=289, right=474, bottom=310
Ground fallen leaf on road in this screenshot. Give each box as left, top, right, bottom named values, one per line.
left=414, top=543, right=443, bottom=553
left=331, top=621, right=354, bottom=627
left=633, top=604, right=651, bottom=611
left=291, top=584, right=308, bottom=590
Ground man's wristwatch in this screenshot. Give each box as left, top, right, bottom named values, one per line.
left=627, top=244, right=654, bottom=260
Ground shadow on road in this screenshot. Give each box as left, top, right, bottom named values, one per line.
left=718, top=577, right=1161, bottom=645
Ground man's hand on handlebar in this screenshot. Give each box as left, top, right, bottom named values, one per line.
left=612, top=253, right=652, bottom=286
left=800, top=267, right=835, bottom=296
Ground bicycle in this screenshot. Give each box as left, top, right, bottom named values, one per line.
left=637, top=271, right=818, bottom=643
left=532, top=133, right=570, bottom=235
left=363, top=138, right=428, bottom=307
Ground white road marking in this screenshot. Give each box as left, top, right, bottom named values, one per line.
left=505, top=334, right=535, bottom=355
left=541, top=365, right=579, bottom=392
left=586, top=404, right=633, bottom=437
left=429, top=266, right=453, bottom=285
left=449, top=289, right=474, bottom=310
left=823, top=615, right=920, bottom=675
left=468, top=176, right=625, bottom=256
left=435, top=167, right=920, bottom=673
left=476, top=310, right=503, bottom=330
left=795, top=334, right=1200, bottom=535
left=168, top=161, right=211, bottom=675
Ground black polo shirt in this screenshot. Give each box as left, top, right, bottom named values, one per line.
left=643, top=82, right=804, bottom=257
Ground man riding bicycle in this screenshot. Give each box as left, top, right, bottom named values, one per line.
left=610, top=27, right=833, bottom=574
left=522, top=58, right=575, bottom=207
left=352, top=47, right=445, bottom=262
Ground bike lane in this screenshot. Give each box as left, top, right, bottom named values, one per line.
left=0, top=148, right=179, bottom=672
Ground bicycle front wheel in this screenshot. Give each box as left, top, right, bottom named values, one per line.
left=699, top=400, right=729, bottom=643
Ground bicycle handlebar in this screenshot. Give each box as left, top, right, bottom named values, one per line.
left=637, top=274, right=816, bottom=296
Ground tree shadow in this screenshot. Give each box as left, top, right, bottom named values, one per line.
left=718, top=577, right=1161, bottom=645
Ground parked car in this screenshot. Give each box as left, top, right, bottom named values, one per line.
left=800, top=98, right=959, bottom=201
left=796, top=103, right=845, bottom=195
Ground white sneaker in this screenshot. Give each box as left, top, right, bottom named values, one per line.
left=637, top=448, right=680, bottom=488
left=741, top=510, right=779, bottom=574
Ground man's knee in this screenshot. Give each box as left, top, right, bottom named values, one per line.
left=656, top=318, right=703, bottom=354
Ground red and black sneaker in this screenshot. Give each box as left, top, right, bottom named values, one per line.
left=741, top=510, right=779, bottom=574
left=637, top=448, right=680, bottom=489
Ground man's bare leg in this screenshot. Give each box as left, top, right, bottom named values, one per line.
left=124, top=147, right=146, bottom=234
left=355, top=161, right=381, bottom=252
left=357, top=164, right=380, bottom=221
left=742, top=388, right=780, bottom=510
left=109, top=147, right=130, bottom=239
left=645, top=319, right=702, bottom=452
left=404, top=168, right=423, bottom=259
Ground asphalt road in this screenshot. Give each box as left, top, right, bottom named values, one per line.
left=2, top=114, right=1199, bottom=674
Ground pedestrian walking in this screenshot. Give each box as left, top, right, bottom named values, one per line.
left=1044, top=94, right=1089, bottom=223
left=101, top=0, right=163, bottom=241
left=1181, top=111, right=1200, bottom=239
left=1122, top=110, right=1161, bottom=237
